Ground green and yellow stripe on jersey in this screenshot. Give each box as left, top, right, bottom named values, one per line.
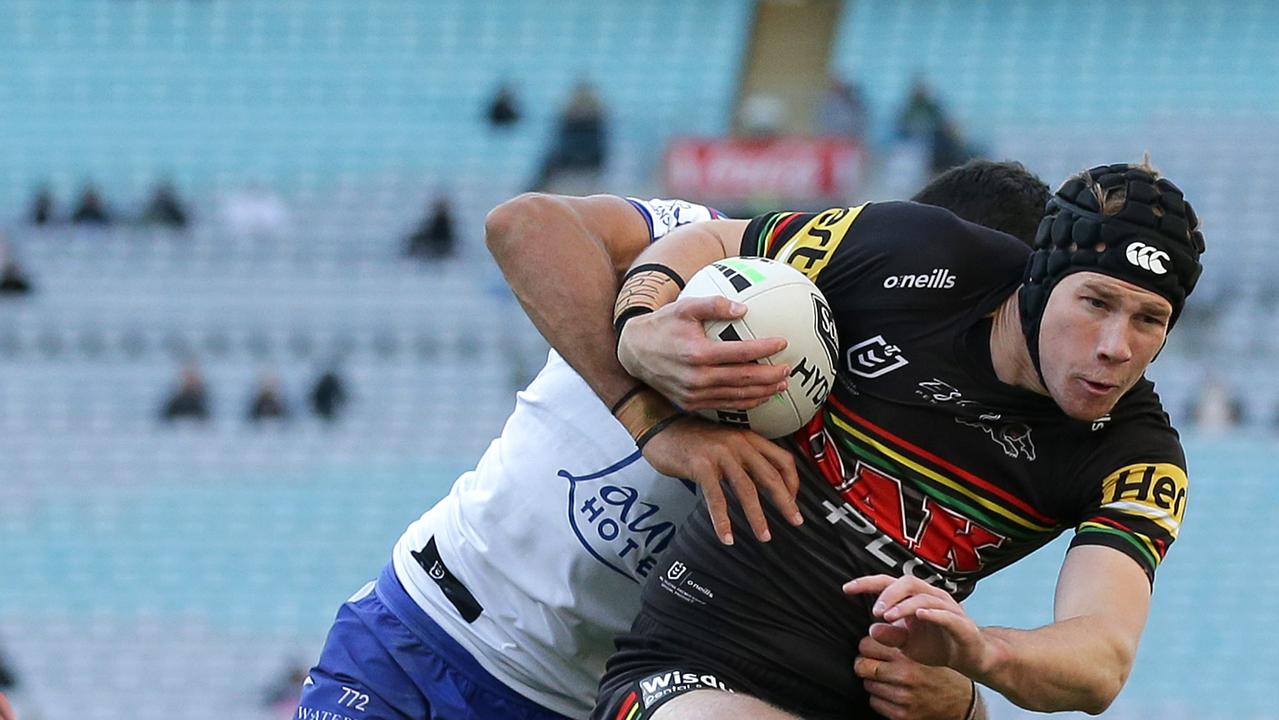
left=820, top=394, right=1181, bottom=576
left=1076, top=462, right=1187, bottom=570
left=823, top=394, right=1058, bottom=541
left=747, top=206, right=867, bottom=282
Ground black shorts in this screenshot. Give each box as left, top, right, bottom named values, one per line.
left=593, top=660, right=745, bottom=720
left=592, top=611, right=881, bottom=720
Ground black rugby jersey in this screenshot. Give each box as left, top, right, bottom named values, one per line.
left=624, top=202, right=1187, bottom=718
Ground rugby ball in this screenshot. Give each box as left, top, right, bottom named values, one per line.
left=679, top=257, right=839, bottom=438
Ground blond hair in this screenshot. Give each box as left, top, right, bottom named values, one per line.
left=1080, top=154, right=1162, bottom=217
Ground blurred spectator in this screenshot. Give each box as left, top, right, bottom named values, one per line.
left=930, top=121, right=978, bottom=175
left=1189, top=376, right=1243, bottom=432
left=532, top=81, right=607, bottom=190
left=0, top=645, right=15, bottom=691
left=0, top=239, right=32, bottom=297
left=738, top=92, right=787, bottom=136
left=405, top=196, right=457, bottom=260
left=220, top=184, right=291, bottom=240
left=29, top=186, right=54, bottom=225
left=141, top=181, right=190, bottom=229
left=0, top=646, right=15, bottom=720
left=161, top=363, right=211, bottom=422
left=895, top=78, right=977, bottom=175
left=70, top=184, right=112, bottom=225
left=814, top=76, right=868, bottom=141
left=896, top=77, right=947, bottom=142
left=248, top=375, right=289, bottom=423
left=310, top=367, right=348, bottom=421
left=262, top=659, right=308, bottom=718
left=0, top=261, right=32, bottom=296
left=486, top=82, right=521, bottom=128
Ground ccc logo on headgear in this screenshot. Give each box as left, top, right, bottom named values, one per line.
left=1125, top=242, right=1170, bottom=275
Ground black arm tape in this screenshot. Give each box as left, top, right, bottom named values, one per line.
left=609, top=384, right=647, bottom=415
left=613, top=306, right=655, bottom=337
left=963, top=680, right=979, bottom=720
left=635, top=412, right=685, bottom=450
left=622, top=262, right=686, bottom=290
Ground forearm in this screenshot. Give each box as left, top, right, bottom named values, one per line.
left=612, top=221, right=745, bottom=382
left=974, top=616, right=1134, bottom=714
left=485, top=193, right=645, bottom=407
left=617, top=223, right=738, bottom=311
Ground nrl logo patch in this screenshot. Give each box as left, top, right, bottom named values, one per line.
left=846, top=335, right=909, bottom=379
left=813, top=294, right=839, bottom=368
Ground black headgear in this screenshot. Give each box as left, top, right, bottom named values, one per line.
left=1019, top=163, right=1206, bottom=377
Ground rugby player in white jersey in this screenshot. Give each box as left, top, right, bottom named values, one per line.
left=295, top=161, right=1050, bottom=720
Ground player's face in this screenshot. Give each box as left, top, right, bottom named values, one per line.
left=1038, top=271, right=1172, bottom=421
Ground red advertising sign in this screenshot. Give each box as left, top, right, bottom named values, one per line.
left=664, top=136, right=863, bottom=201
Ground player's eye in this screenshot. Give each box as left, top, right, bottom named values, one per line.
left=1084, top=296, right=1107, bottom=310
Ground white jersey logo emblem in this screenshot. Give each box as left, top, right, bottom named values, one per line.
left=667, top=561, right=688, bottom=581
left=562, top=453, right=695, bottom=584
left=1125, top=242, right=1170, bottom=275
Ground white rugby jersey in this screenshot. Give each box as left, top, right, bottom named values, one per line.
left=391, top=199, right=720, bottom=718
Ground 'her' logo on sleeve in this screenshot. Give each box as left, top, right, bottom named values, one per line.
left=1099, top=463, right=1188, bottom=538
left=775, top=205, right=864, bottom=281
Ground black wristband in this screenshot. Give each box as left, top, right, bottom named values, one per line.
left=962, top=680, right=979, bottom=720
left=609, top=384, right=647, bottom=415
left=635, top=412, right=685, bottom=450
left=613, top=305, right=655, bottom=337
left=622, top=262, right=686, bottom=290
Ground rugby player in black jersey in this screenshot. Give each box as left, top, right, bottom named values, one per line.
left=514, top=161, right=1198, bottom=720
left=581, top=162, right=1202, bottom=719
left=490, top=160, right=1052, bottom=720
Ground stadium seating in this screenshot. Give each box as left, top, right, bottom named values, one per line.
left=828, top=5, right=1279, bottom=715
left=0, top=0, right=751, bottom=237
left=0, top=1, right=1275, bottom=718
left=0, top=2, right=755, bottom=717
left=832, top=0, right=1279, bottom=311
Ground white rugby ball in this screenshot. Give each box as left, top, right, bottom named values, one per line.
left=679, top=256, right=839, bottom=438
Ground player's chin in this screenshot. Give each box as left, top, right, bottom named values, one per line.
left=1052, top=382, right=1123, bottom=421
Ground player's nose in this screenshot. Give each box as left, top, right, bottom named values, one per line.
left=1095, top=318, right=1133, bottom=364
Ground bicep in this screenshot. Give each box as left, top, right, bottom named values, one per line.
left=627, top=218, right=751, bottom=278
left=706, top=219, right=752, bottom=258
left=565, top=195, right=655, bottom=277
left=577, top=200, right=746, bottom=278
left=485, top=192, right=650, bottom=280
left=1054, top=544, right=1151, bottom=643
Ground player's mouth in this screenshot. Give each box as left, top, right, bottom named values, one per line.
left=1079, top=378, right=1118, bottom=396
